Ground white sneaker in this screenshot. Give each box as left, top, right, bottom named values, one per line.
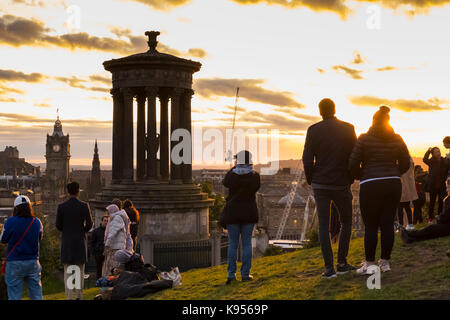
left=406, top=224, right=414, bottom=231
left=356, top=261, right=376, bottom=275
left=378, top=259, right=391, bottom=272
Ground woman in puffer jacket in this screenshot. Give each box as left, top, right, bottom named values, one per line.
left=102, top=204, right=133, bottom=276
left=349, top=106, right=410, bottom=275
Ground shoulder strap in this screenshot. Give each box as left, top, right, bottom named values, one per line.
left=4, top=217, right=36, bottom=261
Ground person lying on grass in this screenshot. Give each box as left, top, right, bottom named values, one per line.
left=401, top=178, right=450, bottom=244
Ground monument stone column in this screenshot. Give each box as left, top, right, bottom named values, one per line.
left=159, top=92, right=170, bottom=182
left=121, top=87, right=134, bottom=183
left=136, top=93, right=146, bottom=181
left=145, top=87, right=158, bottom=183
left=170, top=88, right=183, bottom=184
left=111, top=88, right=123, bottom=184
left=182, top=89, right=194, bottom=184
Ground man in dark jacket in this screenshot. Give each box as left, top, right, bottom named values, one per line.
left=89, top=215, right=109, bottom=279
left=221, top=150, right=260, bottom=284
left=423, top=147, right=450, bottom=221
left=56, top=181, right=93, bottom=300
left=402, top=178, right=450, bottom=243
left=302, top=98, right=357, bottom=278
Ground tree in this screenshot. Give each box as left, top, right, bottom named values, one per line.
left=200, top=182, right=226, bottom=221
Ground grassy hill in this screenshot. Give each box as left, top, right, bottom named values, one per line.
left=44, top=233, right=450, bottom=300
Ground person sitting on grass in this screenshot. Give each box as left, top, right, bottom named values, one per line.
left=401, top=178, right=450, bottom=244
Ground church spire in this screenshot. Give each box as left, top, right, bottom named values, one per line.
left=52, top=108, right=63, bottom=137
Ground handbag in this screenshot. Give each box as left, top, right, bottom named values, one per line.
left=1, top=217, right=35, bottom=276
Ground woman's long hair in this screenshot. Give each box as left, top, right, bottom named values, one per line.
left=123, top=199, right=139, bottom=223
left=13, top=202, right=34, bottom=218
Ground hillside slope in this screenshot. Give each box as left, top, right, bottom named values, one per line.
left=45, top=234, right=450, bottom=300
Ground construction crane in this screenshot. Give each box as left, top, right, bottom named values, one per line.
left=273, top=158, right=317, bottom=243
left=225, top=87, right=240, bottom=165
left=274, top=160, right=304, bottom=240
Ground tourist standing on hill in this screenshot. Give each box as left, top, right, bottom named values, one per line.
left=220, top=150, right=260, bottom=284
left=401, top=178, right=450, bottom=243
left=443, top=136, right=450, bottom=177
left=349, top=106, right=410, bottom=274
left=302, top=98, right=357, bottom=279
left=413, top=165, right=427, bottom=225
left=89, top=215, right=109, bottom=279
left=423, top=147, right=450, bottom=222
left=103, top=203, right=133, bottom=277
left=123, top=199, right=140, bottom=251
left=56, top=181, right=93, bottom=300
left=397, top=158, right=418, bottom=231
left=1, top=195, right=43, bottom=300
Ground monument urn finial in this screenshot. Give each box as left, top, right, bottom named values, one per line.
left=145, top=31, right=160, bottom=53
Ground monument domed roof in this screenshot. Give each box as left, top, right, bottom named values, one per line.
left=103, top=31, right=201, bottom=73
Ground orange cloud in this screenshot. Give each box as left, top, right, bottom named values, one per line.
left=0, top=14, right=207, bottom=58
left=348, top=95, right=448, bottom=112
left=194, top=78, right=305, bottom=108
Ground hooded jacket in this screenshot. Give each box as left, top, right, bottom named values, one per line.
left=105, top=210, right=133, bottom=251
left=349, top=125, right=411, bottom=182
left=220, top=166, right=260, bottom=225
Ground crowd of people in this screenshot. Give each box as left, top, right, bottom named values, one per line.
left=219, top=99, right=449, bottom=283
left=1, top=100, right=449, bottom=297
left=0, top=181, right=140, bottom=300
left=301, top=99, right=450, bottom=278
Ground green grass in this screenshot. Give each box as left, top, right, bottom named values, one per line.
left=43, top=233, right=450, bottom=300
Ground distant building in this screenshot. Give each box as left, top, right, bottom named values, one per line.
left=41, top=116, right=70, bottom=222
left=256, top=168, right=313, bottom=239
left=0, top=146, right=41, bottom=177
left=193, top=169, right=228, bottom=195
left=86, top=140, right=104, bottom=199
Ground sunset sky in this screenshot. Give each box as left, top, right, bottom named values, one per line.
left=1, top=0, right=449, bottom=169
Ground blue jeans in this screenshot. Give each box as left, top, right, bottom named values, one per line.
left=5, top=260, right=43, bottom=300
left=227, top=224, right=254, bottom=279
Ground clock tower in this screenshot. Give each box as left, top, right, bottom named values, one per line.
left=42, top=115, right=70, bottom=222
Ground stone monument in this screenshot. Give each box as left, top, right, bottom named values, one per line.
left=90, top=31, right=214, bottom=265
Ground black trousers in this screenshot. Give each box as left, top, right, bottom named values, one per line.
left=398, top=202, right=413, bottom=225
left=413, top=193, right=425, bottom=224
left=313, top=188, right=353, bottom=270
left=408, top=223, right=450, bottom=241
left=95, top=254, right=105, bottom=280
left=360, top=179, right=401, bottom=262
left=428, top=191, right=446, bottom=220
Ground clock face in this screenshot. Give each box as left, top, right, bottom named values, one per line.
left=53, top=144, right=61, bottom=152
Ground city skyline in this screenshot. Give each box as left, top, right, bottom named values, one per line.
left=1, top=0, right=450, bottom=167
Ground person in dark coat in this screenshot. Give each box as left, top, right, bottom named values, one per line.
left=89, top=215, right=109, bottom=279
left=413, top=165, right=427, bottom=224
left=221, top=150, right=260, bottom=284
left=123, top=199, right=140, bottom=251
left=349, top=106, right=410, bottom=275
left=56, top=181, right=93, bottom=300
left=423, top=147, right=450, bottom=222
left=302, top=98, right=357, bottom=278
left=401, top=178, right=450, bottom=243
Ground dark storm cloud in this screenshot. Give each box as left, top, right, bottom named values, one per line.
left=194, top=78, right=305, bottom=108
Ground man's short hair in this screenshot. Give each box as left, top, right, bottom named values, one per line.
left=102, top=215, right=109, bottom=221
left=67, top=181, right=80, bottom=195
left=443, top=136, right=450, bottom=145
left=318, top=98, right=336, bottom=117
